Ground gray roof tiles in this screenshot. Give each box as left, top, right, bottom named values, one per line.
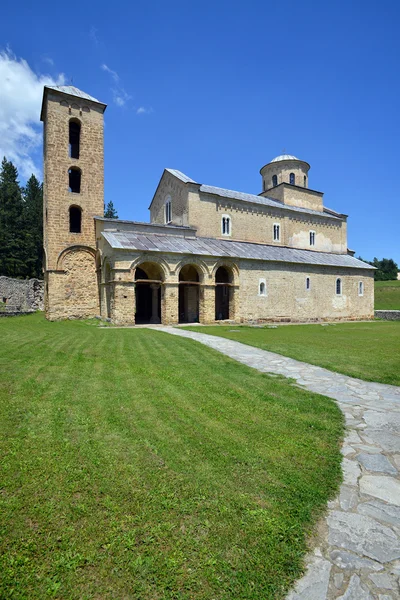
left=45, top=85, right=103, bottom=104
left=102, top=231, right=373, bottom=270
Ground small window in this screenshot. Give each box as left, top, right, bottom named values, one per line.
left=289, top=172, right=295, bottom=185
left=306, top=277, right=310, bottom=291
left=336, top=278, right=342, bottom=295
left=263, top=179, right=266, bottom=191
left=359, top=281, right=364, bottom=296
left=273, top=223, right=280, bottom=242
left=222, top=215, right=231, bottom=236
left=272, top=175, right=278, bottom=187
left=304, top=175, right=307, bottom=188
left=69, top=206, right=82, bottom=233
left=309, top=230, right=316, bottom=246
left=69, top=119, right=80, bottom=159
left=68, top=167, right=81, bottom=193
left=259, top=279, right=267, bottom=296
left=165, top=196, right=172, bottom=223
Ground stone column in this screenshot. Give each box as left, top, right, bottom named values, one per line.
left=112, top=281, right=135, bottom=325
left=162, top=282, right=179, bottom=325
left=200, top=284, right=215, bottom=324
left=150, top=284, right=161, bottom=324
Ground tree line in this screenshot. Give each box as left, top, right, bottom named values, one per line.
left=0, top=157, right=118, bottom=280
left=357, top=256, right=399, bottom=281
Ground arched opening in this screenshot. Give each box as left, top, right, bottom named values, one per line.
left=215, top=266, right=233, bottom=320
left=289, top=172, right=295, bottom=185
left=178, top=264, right=200, bottom=323
left=69, top=119, right=81, bottom=159
left=272, top=174, right=278, bottom=187
left=304, top=175, right=307, bottom=188
left=68, top=167, right=81, bottom=193
left=69, top=205, right=82, bottom=233
left=336, top=278, right=342, bottom=295
left=135, top=262, right=163, bottom=324
left=165, top=197, right=172, bottom=223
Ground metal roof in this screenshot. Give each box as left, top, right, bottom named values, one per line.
left=165, top=169, right=197, bottom=184
left=45, top=85, right=102, bottom=103
left=199, top=183, right=340, bottom=220
left=102, top=231, right=373, bottom=270
left=270, top=154, right=300, bottom=162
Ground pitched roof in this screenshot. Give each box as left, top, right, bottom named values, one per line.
left=162, top=169, right=343, bottom=221
left=45, top=85, right=102, bottom=103
left=101, top=231, right=373, bottom=270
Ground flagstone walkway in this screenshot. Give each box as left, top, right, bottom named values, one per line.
left=158, top=327, right=400, bottom=599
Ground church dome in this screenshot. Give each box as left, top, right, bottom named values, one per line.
left=270, top=154, right=300, bottom=163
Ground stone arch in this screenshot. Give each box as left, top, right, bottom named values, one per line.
left=129, top=254, right=170, bottom=281
left=175, top=257, right=209, bottom=283
left=211, top=260, right=239, bottom=286
left=177, top=263, right=203, bottom=324
left=56, top=246, right=98, bottom=318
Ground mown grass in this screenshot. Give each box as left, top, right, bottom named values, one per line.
left=0, top=314, right=343, bottom=599
left=185, top=321, right=400, bottom=386
left=375, top=279, right=400, bottom=310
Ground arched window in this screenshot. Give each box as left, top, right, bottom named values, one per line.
left=309, top=230, right=316, bottom=246
left=165, top=196, right=172, bottom=223
left=304, top=175, right=307, bottom=188
left=306, top=277, right=311, bottom=290
left=359, top=281, right=364, bottom=296
left=259, top=279, right=267, bottom=296
left=273, top=223, right=280, bottom=241
left=68, top=167, right=81, bottom=193
left=336, top=278, right=342, bottom=295
left=221, top=215, right=231, bottom=236
left=69, top=206, right=82, bottom=233
left=272, top=175, right=278, bottom=187
left=289, top=172, right=295, bottom=185
left=69, top=119, right=81, bottom=159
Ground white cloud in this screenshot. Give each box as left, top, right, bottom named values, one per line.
left=101, top=63, right=119, bottom=83
left=89, top=26, right=100, bottom=47
left=0, top=48, right=64, bottom=179
left=136, top=106, right=153, bottom=115
left=42, top=56, right=54, bottom=67
left=101, top=63, right=131, bottom=107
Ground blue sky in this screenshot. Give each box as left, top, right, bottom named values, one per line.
left=1, top=0, right=399, bottom=264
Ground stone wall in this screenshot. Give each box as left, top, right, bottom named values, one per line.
left=375, top=310, right=400, bottom=321
left=0, top=276, right=44, bottom=312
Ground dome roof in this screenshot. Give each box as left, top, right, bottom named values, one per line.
left=270, top=154, right=300, bottom=163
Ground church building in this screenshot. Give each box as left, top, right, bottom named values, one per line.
left=40, top=85, right=374, bottom=325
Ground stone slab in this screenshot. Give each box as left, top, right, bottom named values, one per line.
left=360, top=475, right=400, bottom=506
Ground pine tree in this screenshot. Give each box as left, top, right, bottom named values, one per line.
left=23, top=175, right=43, bottom=278
left=0, top=157, right=26, bottom=277
left=104, top=200, right=118, bottom=219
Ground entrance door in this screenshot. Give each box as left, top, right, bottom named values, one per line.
left=215, top=285, right=229, bottom=320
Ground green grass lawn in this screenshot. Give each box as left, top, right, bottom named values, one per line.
left=0, top=314, right=343, bottom=600
left=375, top=279, right=400, bottom=310
left=185, top=321, right=400, bottom=386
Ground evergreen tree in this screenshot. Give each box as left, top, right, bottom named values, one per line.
left=0, top=158, right=26, bottom=277
left=104, top=200, right=118, bottom=219
left=23, top=175, right=43, bottom=278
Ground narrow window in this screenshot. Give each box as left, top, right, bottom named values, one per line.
left=306, top=277, right=310, bottom=290
left=222, top=215, right=231, bottom=235
left=359, top=281, right=364, bottom=296
left=272, top=175, right=278, bottom=187
left=304, top=175, right=307, bottom=188
left=309, top=230, right=316, bottom=246
left=336, top=278, right=342, bottom=295
left=273, top=223, right=280, bottom=241
left=69, top=206, right=82, bottom=233
left=263, top=179, right=266, bottom=191
left=68, top=167, right=81, bottom=193
left=69, top=120, right=81, bottom=159
left=289, top=172, right=295, bottom=185
left=259, top=279, right=267, bottom=296
left=165, top=197, right=172, bottom=223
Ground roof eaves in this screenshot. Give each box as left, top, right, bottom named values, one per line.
left=148, top=168, right=199, bottom=210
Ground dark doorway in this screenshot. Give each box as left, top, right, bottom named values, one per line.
left=179, top=265, right=200, bottom=323
left=215, top=266, right=231, bottom=320
left=135, top=265, right=162, bottom=324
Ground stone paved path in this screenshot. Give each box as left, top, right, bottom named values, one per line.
left=158, top=327, right=400, bottom=599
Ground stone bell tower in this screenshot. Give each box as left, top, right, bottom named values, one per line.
left=40, top=85, right=107, bottom=319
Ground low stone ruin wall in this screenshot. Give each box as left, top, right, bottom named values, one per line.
left=0, top=276, right=44, bottom=313
left=374, top=310, right=400, bottom=321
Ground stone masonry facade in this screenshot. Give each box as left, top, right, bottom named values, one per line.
left=41, top=86, right=375, bottom=324
left=0, top=276, right=44, bottom=312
